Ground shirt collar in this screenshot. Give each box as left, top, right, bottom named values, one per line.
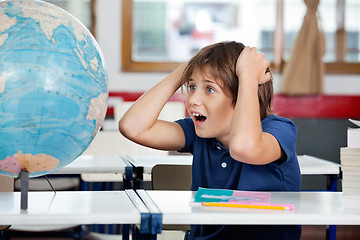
left=209, top=138, right=227, bottom=151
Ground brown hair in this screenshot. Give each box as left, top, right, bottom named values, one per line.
left=181, top=41, right=274, bottom=120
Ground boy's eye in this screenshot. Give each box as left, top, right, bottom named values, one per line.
left=207, top=86, right=215, bottom=93
left=188, top=84, right=196, bottom=91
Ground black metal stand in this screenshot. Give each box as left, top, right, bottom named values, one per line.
left=20, top=170, right=29, bottom=210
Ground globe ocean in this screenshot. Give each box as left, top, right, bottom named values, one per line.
left=0, top=0, right=108, bottom=177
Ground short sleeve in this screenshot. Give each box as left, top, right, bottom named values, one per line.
left=175, top=118, right=195, bottom=154
left=262, top=115, right=297, bottom=164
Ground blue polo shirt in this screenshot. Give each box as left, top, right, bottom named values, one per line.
left=176, top=114, right=301, bottom=240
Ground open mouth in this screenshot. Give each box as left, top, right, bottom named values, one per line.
left=192, top=113, right=207, bottom=123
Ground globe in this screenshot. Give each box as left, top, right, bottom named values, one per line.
left=0, top=0, right=108, bottom=178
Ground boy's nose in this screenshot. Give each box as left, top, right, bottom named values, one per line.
left=187, top=91, right=202, bottom=106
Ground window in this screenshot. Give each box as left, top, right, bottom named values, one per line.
left=44, top=0, right=97, bottom=37
left=122, top=0, right=360, bottom=73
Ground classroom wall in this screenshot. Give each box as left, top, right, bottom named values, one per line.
left=95, top=1, right=359, bottom=191
left=95, top=0, right=360, bottom=94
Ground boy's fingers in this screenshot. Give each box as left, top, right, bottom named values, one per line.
left=264, top=59, right=270, bottom=67
left=258, top=72, right=272, bottom=85
left=263, top=72, right=272, bottom=84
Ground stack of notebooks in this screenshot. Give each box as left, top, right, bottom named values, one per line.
left=341, top=119, right=360, bottom=196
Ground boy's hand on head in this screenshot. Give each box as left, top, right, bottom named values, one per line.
left=236, top=46, right=271, bottom=85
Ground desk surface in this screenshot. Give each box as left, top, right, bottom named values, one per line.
left=298, top=155, right=340, bottom=175
left=143, top=190, right=360, bottom=226
left=55, top=155, right=129, bottom=174
left=127, top=155, right=193, bottom=174
left=0, top=191, right=142, bottom=225
left=127, top=155, right=340, bottom=175
left=54, top=154, right=340, bottom=183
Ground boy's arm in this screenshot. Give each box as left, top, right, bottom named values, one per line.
left=229, top=47, right=281, bottom=165
left=118, top=64, right=186, bottom=151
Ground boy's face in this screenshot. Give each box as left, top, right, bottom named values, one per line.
left=186, top=69, right=235, bottom=148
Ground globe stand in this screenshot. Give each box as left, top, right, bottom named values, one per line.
left=20, top=170, right=29, bottom=210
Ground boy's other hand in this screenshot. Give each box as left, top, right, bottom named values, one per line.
left=236, top=46, right=271, bottom=85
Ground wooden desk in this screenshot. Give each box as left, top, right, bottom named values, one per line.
left=0, top=190, right=152, bottom=239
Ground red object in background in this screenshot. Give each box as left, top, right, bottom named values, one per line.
left=106, top=92, right=360, bottom=119
left=272, top=94, right=360, bottom=119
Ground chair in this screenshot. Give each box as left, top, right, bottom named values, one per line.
left=0, top=175, right=14, bottom=237
left=151, top=164, right=192, bottom=232
left=0, top=175, right=14, bottom=193
left=151, top=164, right=192, bottom=191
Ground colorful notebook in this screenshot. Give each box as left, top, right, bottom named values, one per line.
left=194, top=187, right=272, bottom=203
left=194, top=188, right=295, bottom=210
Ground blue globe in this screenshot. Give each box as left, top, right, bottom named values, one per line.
left=0, top=0, right=108, bottom=177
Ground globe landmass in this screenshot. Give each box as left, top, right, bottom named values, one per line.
left=0, top=0, right=108, bottom=177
